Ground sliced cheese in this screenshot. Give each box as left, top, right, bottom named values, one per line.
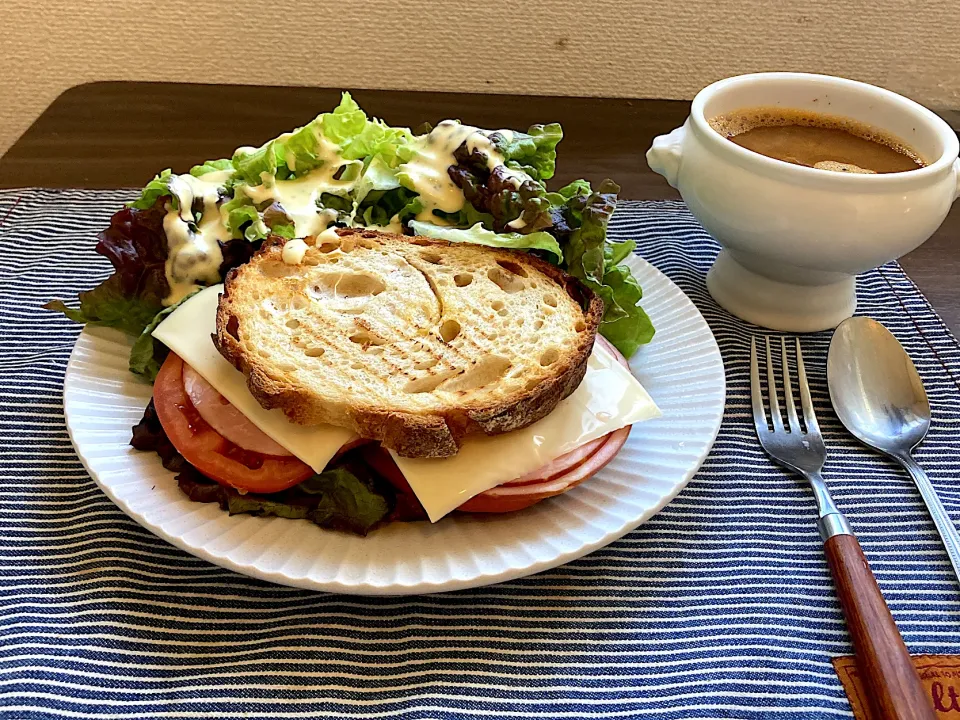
left=392, top=344, right=661, bottom=522
left=151, top=285, right=355, bottom=472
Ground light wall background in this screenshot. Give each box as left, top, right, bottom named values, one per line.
left=2, top=0, right=958, bottom=155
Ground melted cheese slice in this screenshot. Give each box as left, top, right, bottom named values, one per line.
left=391, top=345, right=661, bottom=521
left=152, top=285, right=661, bottom=524
left=152, top=285, right=355, bottom=472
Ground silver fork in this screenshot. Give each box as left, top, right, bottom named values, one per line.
left=751, top=337, right=933, bottom=720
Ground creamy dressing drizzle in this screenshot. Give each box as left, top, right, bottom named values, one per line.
left=240, top=136, right=355, bottom=238
left=162, top=171, right=233, bottom=306
left=399, top=121, right=533, bottom=222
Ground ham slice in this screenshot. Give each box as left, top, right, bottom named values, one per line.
left=456, top=425, right=630, bottom=513
left=181, top=362, right=293, bottom=457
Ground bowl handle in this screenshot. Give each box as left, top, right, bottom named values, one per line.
left=646, top=124, right=687, bottom=188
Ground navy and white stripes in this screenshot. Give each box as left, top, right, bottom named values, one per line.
left=1, top=188, right=959, bottom=719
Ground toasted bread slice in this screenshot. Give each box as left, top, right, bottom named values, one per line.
left=215, top=229, right=603, bottom=458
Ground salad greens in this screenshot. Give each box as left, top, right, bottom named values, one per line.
left=47, top=91, right=654, bottom=380
left=177, top=466, right=392, bottom=536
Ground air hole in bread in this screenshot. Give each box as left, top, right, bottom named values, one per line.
left=491, top=300, right=504, bottom=311
left=497, top=309, right=507, bottom=316
left=318, top=242, right=339, bottom=253
left=226, top=315, right=240, bottom=341
left=540, top=348, right=560, bottom=366
left=421, top=251, right=442, bottom=264
left=496, top=260, right=528, bottom=277
left=414, top=358, right=438, bottom=370
left=304, top=347, right=325, bottom=357
left=404, top=368, right=462, bottom=394
left=439, top=356, right=512, bottom=393
left=454, top=273, right=473, bottom=287
left=574, top=320, right=586, bottom=332
left=349, top=330, right=384, bottom=346
left=533, top=319, right=544, bottom=330
left=290, top=296, right=306, bottom=310
left=340, top=238, right=357, bottom=252
left=350, top=362, right=364, bottom=370
left=487, top=266, right=524, bottom=293
left=310, top=272, right=386, bottom=299
left=260, top=262, right=299, bottom=279
left=286, top=319, right=300, bottom=330
left=525, top=377, right=541, bottom=391
left=411, top=238, right=431, bottom=246
left=543, top=293, right=558, bottom=307
left=439, top=319, right=461, bottom=343
left=366, top=346, right=384, bottom=355
left=302, top=257, right=320, bottom=266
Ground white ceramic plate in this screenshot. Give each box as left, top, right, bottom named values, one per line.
left=64, top=255, right=725, bottom=595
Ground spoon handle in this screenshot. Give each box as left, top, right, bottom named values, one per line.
left=824, top=533, right=937, bottom=719
left=898, top=452, right=960, bottom=583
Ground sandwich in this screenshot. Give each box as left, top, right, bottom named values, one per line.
left=137, top=230, right=659, bottom=533
left=47, top=93, right=661, bottom=534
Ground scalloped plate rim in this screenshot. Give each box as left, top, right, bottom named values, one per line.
left=63, top=255, right=725, bottom=595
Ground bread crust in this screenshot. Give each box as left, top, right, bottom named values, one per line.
left=215, top=230, right=604, bottom=458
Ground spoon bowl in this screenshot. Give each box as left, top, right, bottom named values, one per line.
left=827, top=318, right=930, bottom=458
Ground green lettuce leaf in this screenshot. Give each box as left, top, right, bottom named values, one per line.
left=128, top=291, right=198, bottom=381
left=490, top=123, right=563, bottom=181
left=231, top=92, right=414, bottom=186
left=409, top=221, right=563, bottom=264
left=178, top=466, right=391, bottom=536
left=129, top=169, right=175, bottom=210
left=190, top=158, right=234, bottom=177
left=45, top=275, right=160, bottom=337
left=295, top=468, right=390, bottom=534
left=222, top=196, right=269, bottom=241
left=562, top=179, right=655, bottom=356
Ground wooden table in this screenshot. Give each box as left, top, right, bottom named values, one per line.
left=2, top=82, right=957, bottom=331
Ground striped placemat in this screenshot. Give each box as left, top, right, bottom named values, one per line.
left=1, top=188, right=958, bottom=719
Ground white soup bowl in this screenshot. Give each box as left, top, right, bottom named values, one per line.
left=646, top=72, right=960, bottom=331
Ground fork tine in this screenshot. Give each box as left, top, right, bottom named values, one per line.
left=750, top=337, right=768, bottom=434
left=795, top=338, right=820, bottom=435
left=765, top=337, right=784, bottom=432
left=781, top=337, right=802, bottom=434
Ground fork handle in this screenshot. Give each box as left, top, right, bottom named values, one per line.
left=824, top=533, right=935, bottom=719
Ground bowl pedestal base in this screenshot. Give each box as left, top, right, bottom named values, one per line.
left=706, top=250, right=857, bottom=332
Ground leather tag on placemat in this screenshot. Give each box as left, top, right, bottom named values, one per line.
left=833, top=655, right=960, bottom=717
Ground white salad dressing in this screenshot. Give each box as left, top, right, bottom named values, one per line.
left=281, top=238, right=308, bottom=265
left=239, top=136, right=356, bottom=238
left=399, top=121, right=534, bottom=222
left=162, top=170, right=233, bottom=306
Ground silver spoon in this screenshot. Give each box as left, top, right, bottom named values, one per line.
left=828, top=316, right=960, bottom=584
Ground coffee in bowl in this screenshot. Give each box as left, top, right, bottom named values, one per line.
left=708, top=107, right=926, bottom=174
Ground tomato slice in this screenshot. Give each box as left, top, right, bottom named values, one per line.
left=153, top=353, right=314, bottom=493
